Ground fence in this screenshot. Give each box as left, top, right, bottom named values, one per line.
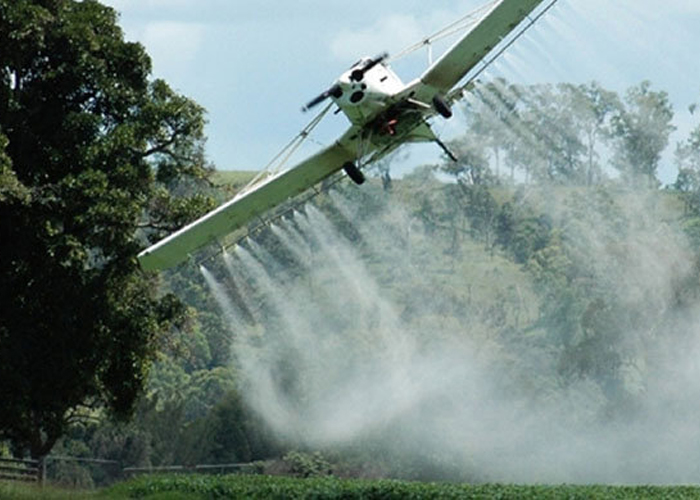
left=0, top=456, right=121, bottom=487
left=45, top=456, right=121, bottom=487
left=0, top=457, right=43, bottom=484
left=124, top=462, right=259, bottom=476
left=0, top=457, right=257, bottom=487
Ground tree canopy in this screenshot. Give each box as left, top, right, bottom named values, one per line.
left=0, top=0, right=214, bottom=458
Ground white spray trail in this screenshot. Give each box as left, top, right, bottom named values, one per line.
left=198, top=183, right=700, bottom=484
left=199, top=264, right=243, bottom=332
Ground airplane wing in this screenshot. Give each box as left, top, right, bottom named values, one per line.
left=418, top=0, right=545, bottom=96
left=138, top=129, right=362, bottom=270
left=139, top=0, right=553, bottom=271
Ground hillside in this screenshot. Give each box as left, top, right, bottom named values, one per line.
left=211, top=170, right=258, bottom=190
left=145, top=170, right=700, bottom=484
left=17, top=75, right=700, bottom=486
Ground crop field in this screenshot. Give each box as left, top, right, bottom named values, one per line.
left=5, top=476, right=700, bottom=500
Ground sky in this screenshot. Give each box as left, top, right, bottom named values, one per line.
left=101, top=0, right=700, bottom=185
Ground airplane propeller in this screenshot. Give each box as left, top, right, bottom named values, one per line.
left=302, top=52, right=389, bottom=112
left=302, top=84, right=343, bottom=112
left=350, top=52, right=389, bottom=82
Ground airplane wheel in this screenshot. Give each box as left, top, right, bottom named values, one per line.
left=433, top=95, right=453, bottom=119
left=343, top=162, right=365, bottom=185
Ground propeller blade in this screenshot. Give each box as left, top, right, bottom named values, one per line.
left=302, top=92, right=329, bottom=112
left=350, top=52, right=389, bottom=82
left=302, top=84, right=343, bottom=112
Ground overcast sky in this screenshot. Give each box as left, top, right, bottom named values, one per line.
left=102, top=0, right=700, bottom=184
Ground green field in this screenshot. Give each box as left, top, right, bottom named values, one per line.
left=4, top=476, right=700, bottom=500
left=210, top=169, right=258, bottom=189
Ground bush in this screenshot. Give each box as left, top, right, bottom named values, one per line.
left=107, top=474, right=700, bottom=500
left=281, top=451, right=333, bottom=478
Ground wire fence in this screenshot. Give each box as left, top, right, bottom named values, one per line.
left=0, top=455, right=259, bottom=488
left=123, top=462, right=260, bottom=477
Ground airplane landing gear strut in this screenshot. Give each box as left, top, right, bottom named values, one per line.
left=435, top=138, right=458, bottom=162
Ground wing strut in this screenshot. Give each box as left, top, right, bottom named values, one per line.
left=389, top=1, right=498, bottom=63
left=244, top=102, right=334, bottom=193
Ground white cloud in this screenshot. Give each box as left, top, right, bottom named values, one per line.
left=327, top=2, right=507, bottom=65
left=330, top=14, right=425, bottom=61
left=98, top=0, right=207, bottom=78
left=674, top=0, right=700, bottom=14
left=104, top=0, right=199, bottom=12
left=141, top=21, right=205, bottom=73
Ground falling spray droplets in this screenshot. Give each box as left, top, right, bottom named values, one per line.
left=199, top=195, right=422, bottom=445
left=199, top=264, right=243, bottom=333
left=197, top=180, right=700, bottom=484
left=270, top=222, right=312, bottom=267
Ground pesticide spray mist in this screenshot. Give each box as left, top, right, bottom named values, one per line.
left=199, top=182, right=700, bottom=484
left=187, top=0, right=700, bottom=482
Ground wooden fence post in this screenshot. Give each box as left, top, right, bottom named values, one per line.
left=38, top=457, right=46, bottom=486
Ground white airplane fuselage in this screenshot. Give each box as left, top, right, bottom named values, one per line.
left=330, top=58, right=406, bottom=125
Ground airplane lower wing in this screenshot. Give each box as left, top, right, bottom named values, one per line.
left=419, top=0, right=544, bottom=95
left=138, top=129, right=362, bottom=270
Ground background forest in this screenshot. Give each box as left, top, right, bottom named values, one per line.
left=3, top=0, right=700, bottom=487
left=15, top=76, right=700, bottom=485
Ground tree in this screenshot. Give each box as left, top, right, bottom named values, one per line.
left=563, top=82, right=620, bottom=185
left=510, top=83, right=590, bottom=184
left=465, top=78, right=520, bottom=181
left=466, top=80, right=621, bottom=186
left=0, top=0, right=213, bottom=459
left=610, top=81, right=675, bottom=187
left=673, top=105, right=700, bottom=213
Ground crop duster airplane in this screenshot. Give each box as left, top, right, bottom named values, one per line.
left=138, top=0, right=555, bottom=271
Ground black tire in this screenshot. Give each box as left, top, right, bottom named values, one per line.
left=343, top=162, right=365, bottom=185
left=432, top=94, right=453, bottom=119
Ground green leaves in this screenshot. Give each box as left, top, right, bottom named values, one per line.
left=0, top=0, right=214, bottom=459
left=0, top=130, right=29, bottom=202
left=454, top=79, right=677, bottom=188
left=610, top=81, right=675, bottom=186
left=111, top=474, right=700, bottom=500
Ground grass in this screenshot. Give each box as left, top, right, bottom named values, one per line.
left=0, top=481, right=95, bottom=499
left=210, top=169, right=257, bottom=189
left=6, top=476, right=700, bottom=500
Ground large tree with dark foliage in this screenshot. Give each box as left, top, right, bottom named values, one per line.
left=0, top=0, right=214, bottom=459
